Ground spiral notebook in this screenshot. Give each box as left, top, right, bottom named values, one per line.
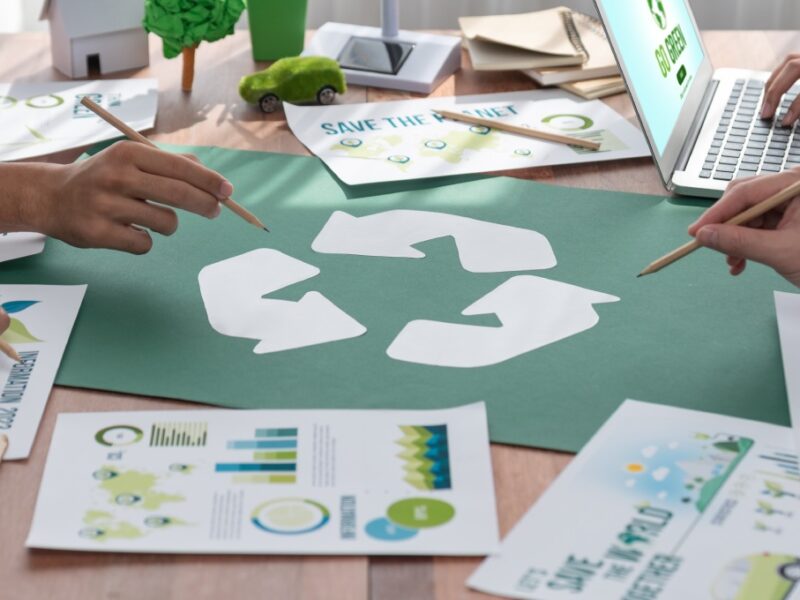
left=460, top=7, right=618, bottom=82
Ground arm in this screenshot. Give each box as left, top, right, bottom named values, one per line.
left=0, top=141, right=233, bottom=254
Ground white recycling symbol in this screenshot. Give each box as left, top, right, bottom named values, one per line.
left=198, top=210, right=619, bottom=367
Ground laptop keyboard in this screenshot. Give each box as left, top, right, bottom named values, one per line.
left=700, top=79, right=800, bottom=182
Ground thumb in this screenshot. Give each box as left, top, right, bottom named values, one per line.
left=696, top=225, right=783, bottom=267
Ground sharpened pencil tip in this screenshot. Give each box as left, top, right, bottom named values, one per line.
left=263, top=227, right=270, bottom=233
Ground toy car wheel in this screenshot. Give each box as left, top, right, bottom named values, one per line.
left=317, top=86, right=337, bottom=105
left=259, top=93, right=281, bottom=113
left=779, top=561, right=800, bottom=581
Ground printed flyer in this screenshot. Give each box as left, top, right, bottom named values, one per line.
left=27, top=402, right=499, bottom=555
left=469, top=400, right=800, bottom=599
left=285, top=90, right=651, bottom=185
left=0, top=232, right=45, bottom=263
left=0, top=79, right=157, bottom=161
left=0, top=284, right=86, bottom=459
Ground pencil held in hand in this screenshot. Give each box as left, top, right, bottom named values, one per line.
left=78, top=96, right=269, bottom=232
left=638, top=177, right=800, bottom=277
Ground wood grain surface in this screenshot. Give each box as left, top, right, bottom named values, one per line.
left=0, top=29, right=797, bottom=600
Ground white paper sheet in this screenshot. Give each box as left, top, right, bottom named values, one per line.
left=776, top=291, right=800, bottom=451
left=0, top=284, right=86, bottom=459
left=27, top=402, right=499, bottom=556
left=469, top=400, right=800, bottom=599
left=312, top=210, right=557, bottom=273
left=285, top=90, right=650, bottom=185
left=0, top=79, right=157, bottom=161
left=387, top=276, right=619, bottom=368
left=0, top=232, right=45, bottom=263
left=198, top=248, right=366, bottom=354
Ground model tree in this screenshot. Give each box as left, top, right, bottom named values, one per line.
left=143, top=0, right=245, bottom=92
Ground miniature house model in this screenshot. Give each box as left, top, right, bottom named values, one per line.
left=40, top=0, right=149, bottom=78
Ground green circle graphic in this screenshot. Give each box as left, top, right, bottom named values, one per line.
left=387, top=155, right=410, bottom=164
left=25, top=94, right=64, bottom=109
left=541, top=114, right=594, bottom=131
left=340, top=138, right=362, bottom=147
left=387, top=498, right=455, bottom=529
left=424, top=140, right=446, bottom=150
left=251, top=498, right=330, bottom=535
left=95, top=425, right=144, bottom=446
left=514, top=148, right=532, bottom=156
left=469, top=125, right=491, bottom=135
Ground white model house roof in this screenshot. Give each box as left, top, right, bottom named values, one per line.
left=40, top=0, right=145, bottom=39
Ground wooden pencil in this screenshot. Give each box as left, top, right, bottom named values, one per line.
left=79, top=96, right=269, bottom=232
left=639, top=177, right=800, bottom=277
left=0, top=338, right=20, bottom=363
left=0, top=434, right=8, bottom=464
left=433, top=108, right=602, bottom=151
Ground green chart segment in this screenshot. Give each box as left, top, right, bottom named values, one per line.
left=217, top=427, right=298, bottom=484
left=397, top=425, right=451, bottom=490
left=7, top=143, right=794, bottom=454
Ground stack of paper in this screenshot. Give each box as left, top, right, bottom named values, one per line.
left=459, top=7, right=619, bottom=87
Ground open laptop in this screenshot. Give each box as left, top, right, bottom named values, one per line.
left=594, top=0, right=800, bottom=197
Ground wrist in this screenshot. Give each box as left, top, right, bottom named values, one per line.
left=0, top=162, right=67, bottom=234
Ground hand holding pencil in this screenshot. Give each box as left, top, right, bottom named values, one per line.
left=640, top=169, right=800, bottom=286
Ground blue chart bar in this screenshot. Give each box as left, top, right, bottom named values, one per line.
left=215, top=463, right=297, bottom=472
left=255, top=428, right=298, bottom=438
left=227, top=439, right=297, bottom=450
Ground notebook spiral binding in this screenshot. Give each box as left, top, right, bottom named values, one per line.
left=561, top=10, right=606, bottom=64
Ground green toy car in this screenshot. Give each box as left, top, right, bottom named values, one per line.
left=239, top=56, right=347, bottom=113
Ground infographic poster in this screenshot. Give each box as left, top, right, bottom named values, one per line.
left=0, top=284, right=86, bottom=459
left=0, top=79, right=157, bottom=161
left=27, top=403, right=499, bottom=555
left=285, top=90, right=650, bottom=185
left=469, top=400, right=800, bottom=599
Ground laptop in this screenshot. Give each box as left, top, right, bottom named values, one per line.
left=594, top=0, right=800, bottom=198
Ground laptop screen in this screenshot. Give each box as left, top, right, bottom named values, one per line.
left=597, top=0, right=705, bottom=154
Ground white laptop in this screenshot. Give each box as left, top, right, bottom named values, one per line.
left=594, top=0, right=800, bottom=197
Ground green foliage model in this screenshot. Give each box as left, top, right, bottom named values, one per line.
left=143, top=0, right=245, bottom=92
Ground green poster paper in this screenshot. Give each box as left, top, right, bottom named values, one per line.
left=0, top=144, right=792, bottom=452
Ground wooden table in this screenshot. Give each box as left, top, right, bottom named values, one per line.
left=1, top=29, right=798, bottom=600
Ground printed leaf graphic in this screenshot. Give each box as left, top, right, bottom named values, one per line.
left=1, top=317, right=41, bottom=344
left=25, top=125, right=48, bottom=142
left=2, top=300, right=39, bottom=314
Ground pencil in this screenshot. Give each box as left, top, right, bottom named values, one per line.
left=433, top=109, right=602, bottom=151
left=638, top=177, right=800, bottom=277
left=0, top=434, right=8, bottom=463
left=79, top=96, right=269, bottom=232
left=0, top=338, right=20, bottom=363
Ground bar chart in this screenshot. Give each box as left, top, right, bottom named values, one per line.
left=149, top=422, right=208, bottom=447
left=216, top=427, right=298, bottom=484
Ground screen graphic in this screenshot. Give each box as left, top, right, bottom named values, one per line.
left=600, top=0, right=705, bottom=154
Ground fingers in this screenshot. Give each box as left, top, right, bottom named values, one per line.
left=110, top=198, right=180, bottom=236
left=783, top=93, right=800, bottom=126
left=103, top=224, right=153, bottom=255
left=688, top=170, right=800, bottom=235
left=727, top=255, right=747, bottom=276
left=123, top=173, right=221, bottom=219
left=762, top=55, right=800, bottom=119
left=696, top=224, right=785, bottom=268
left=0, top=308, right=9, bottom=335
left=124, top=144, right=234, bottom=200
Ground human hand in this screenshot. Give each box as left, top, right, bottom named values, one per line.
left=687, top=169, right=800, bottom=287
left=29, top=141, right=233, bottom=254
left=761, top=53, right=800, bottom=125
left=0, top=308, right=8, bottom=337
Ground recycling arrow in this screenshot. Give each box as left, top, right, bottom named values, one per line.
left=312, top=210, right=556, bottom=273
left=198, top=249, right=366, bottom=354
left=387, top=275, right=619, bottom=368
